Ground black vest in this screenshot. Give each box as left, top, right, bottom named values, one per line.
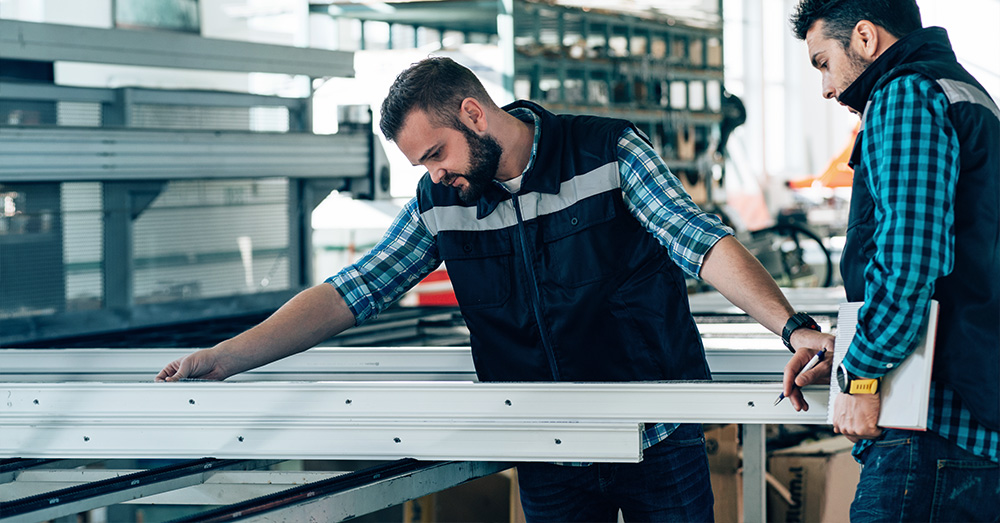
left=839, top=28, right=999, bottom=430
left=416, top=101, right=711, bottom=383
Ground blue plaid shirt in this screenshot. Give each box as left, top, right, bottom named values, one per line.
left=330, top=106, right=732, bottom=452
left=844, top=74, right=999, bottom=463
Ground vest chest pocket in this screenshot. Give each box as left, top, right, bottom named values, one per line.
left=540, top=195, right=621, bottom=287
left=437, top=230, right=513, bottom=309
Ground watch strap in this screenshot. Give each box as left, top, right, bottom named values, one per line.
left=838, top=362, right=880, bottom=394
left=848, top=378, right=880, bottom=394
left=782, top=312, right=821, bottom=353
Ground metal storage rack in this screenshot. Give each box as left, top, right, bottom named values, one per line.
left=0, top=20, right=392, bottom=346
left=511, top=1, right=725, bottom=174
left=311, top=0, right=725, bottom=184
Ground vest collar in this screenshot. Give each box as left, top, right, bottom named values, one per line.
left=839, top=27, right=956, bottom=114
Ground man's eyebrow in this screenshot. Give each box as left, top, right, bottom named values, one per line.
left=417, top=145, right=439, bottom=165
left=810, top=51, right=823, bottom=68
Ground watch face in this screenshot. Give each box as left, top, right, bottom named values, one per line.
left=837, top=364, right=850, bottom=393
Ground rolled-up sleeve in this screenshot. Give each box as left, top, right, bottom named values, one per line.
left=326, top=197, right=441, bottom=324
left=617, top=128, right=733, bottom=278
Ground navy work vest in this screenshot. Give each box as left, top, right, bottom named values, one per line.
left=415, top=101, right=711, bottom=383
left=839, top=28, right=999, bottom=430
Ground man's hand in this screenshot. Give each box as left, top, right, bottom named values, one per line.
left=155, top=347, right=229, bottom=382
left=781, top=329, right=835, bottom=411
left=833, top=392, right=883, bottom=442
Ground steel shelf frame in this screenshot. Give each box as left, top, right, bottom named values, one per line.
left=0, top=20, right=354, bottom=78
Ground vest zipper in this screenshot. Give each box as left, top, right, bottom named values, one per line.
left=508, top=191, right=561, bottom=380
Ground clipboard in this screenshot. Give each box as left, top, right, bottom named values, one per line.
left=827, top=300, right=939, bottom=430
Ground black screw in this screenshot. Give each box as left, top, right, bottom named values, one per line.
left=394, top=437, right=402, bottom=443
left=554, top=439, right=562, bottom=445
left=345, top=399, right=352, bottom=404
left=238, top=436, right=244, bottom=442
left=504, top=399, right=512, bottom=406
left=748, top=401, right=756, bottom=408
left=33, top=399, right=39, bottom=405
left=83, top=436, right=90, bottom=442
left=189, top=399, right=195, bottom=405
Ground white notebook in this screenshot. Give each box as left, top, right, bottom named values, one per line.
left=828, top=300, right=939, bottom=430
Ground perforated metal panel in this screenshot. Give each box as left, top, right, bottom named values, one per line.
left=131, top=179, right=291, bottom=303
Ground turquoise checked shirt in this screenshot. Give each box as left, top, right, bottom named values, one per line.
left=843, top=74, right=999, bottom=463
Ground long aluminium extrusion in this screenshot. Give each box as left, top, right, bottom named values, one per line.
left=0, top=346, right=801, bottom=382
left=2, top=381, right=826, bottom=462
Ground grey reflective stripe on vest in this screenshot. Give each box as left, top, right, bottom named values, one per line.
left=420, top=161, right=620, bottom=235
left=936, top=78, right=1000, bottom=120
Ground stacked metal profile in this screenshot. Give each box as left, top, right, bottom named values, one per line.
left=0, top=20, right=393, bottom=348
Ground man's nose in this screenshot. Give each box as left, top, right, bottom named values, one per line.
left=822, top=77, right=836, bottom=100
left=429, top=167, right=447, bottom=184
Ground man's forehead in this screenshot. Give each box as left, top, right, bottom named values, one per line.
left=805, top=21, right=835, bottom=62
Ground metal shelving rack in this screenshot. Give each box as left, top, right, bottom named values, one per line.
left=0, top=20, right=394, bottom=347
left=311, top=0, right=725, bottom=181
left=511, top=1, right=724, bottom=173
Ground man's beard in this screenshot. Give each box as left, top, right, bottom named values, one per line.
left=450, top=127, right=503, bottom=203
left=840, top=46, right=872, bottom=97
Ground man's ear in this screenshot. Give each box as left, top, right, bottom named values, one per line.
left=852, top=20, right=881, bottom=61
left=459, top=97, right=489, bottom=132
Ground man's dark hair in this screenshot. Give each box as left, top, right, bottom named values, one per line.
left=790, top=0, right=922, bottom=45
left=379, top=57, right=495, bottom=142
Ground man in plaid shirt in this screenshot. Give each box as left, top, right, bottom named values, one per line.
left=159, top=57, right=834, bottom=521
left=784, top=0, right=999, bottom=521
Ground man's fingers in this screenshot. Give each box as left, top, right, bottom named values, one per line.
left=155, top=361, right=180, bottom=382
left=795, top=359, right=832, bottom=387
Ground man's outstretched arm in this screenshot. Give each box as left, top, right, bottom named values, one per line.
left=156, top=283, right=355, bottom=382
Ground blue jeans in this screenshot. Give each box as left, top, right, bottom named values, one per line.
left=852, top=428, right=1000, bottom=522
left=516, top=423, right=714, bottom=522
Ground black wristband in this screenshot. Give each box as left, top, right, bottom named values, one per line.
left=782, top=312, right=820, bottom=353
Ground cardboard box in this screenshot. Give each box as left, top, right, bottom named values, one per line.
left=767, top=436, right=860, bottom=523
left=705, top=424, right=742, bottom=523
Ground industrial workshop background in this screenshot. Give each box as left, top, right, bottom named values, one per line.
left=1, top=0, right=997, bottom=522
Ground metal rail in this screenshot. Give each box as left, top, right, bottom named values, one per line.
left=170, top=460, right=511, bottom=523
left=0, top=459, right=279, bottom=523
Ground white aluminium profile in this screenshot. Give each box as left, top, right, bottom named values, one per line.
left=2, top=418, right=643, bottom=463
left=2, top=381, right=829, bottom=424
left=0, top=346, right=798, bottom=382
left=2, top=381, right=827, bottom=461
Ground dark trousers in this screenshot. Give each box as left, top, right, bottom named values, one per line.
left=852, top=428, right=1000, bottom=522
left=516, top=423, right=714, bottom=522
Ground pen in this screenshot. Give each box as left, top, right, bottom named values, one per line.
left=774, top=348, right=827, bottom=406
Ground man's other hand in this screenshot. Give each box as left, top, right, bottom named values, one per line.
left=155, top=348, right=228, bottom=382
left=833, top=392, right=883, bottom=442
